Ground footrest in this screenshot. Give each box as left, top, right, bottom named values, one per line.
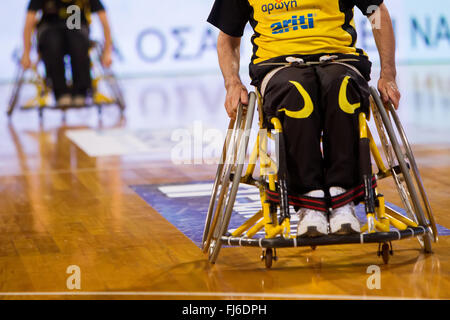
left=221, top=226, right=427, bottom=248
left=20, top=102, right=118, bottom=111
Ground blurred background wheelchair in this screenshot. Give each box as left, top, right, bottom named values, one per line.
left=7, top=39, right=125, bottom=121
left=202, top=87, right=438, bottom=268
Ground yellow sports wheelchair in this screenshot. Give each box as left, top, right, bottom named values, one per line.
left=7, top=41, right=125, bottom=120
left=202, top=84, right=438, bottom=268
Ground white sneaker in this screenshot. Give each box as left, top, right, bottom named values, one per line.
left=296, top=190, right=328, bottom=238
left=329, top=187, right=361, bottom=235
left=297, top=209, right=329, bottom=237
left=73, top=95, right=87, bottom=107
left=57, top=94, right=72, bottom=107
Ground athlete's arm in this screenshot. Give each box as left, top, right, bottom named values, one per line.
left=217, top=31, right=248, bottom=120
left=21, top=11, right=37, bottom=69
left=97, top=10, right=113, bottom=68
left=370, top=3, right=401, bottom=109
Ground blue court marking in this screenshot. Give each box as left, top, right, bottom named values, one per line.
left=131, top=182, right=450, bottom=248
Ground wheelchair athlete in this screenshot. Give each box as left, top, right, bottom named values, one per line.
left=208, top=0, right=401, bottom=237
left=20, top=0, right=113, bottom=107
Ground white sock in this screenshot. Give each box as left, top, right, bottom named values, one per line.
left=305, top=190, right=325, bottom=198
left=329, top=186, right=347, bottom=197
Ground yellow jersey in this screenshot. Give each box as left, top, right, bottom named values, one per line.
left=208, top=0, right=383, bottom=64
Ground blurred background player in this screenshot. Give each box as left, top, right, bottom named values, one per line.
left=20, top=0, right=113, bottom=107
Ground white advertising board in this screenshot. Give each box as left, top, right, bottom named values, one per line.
left=0, top=0, right=448, bottom=81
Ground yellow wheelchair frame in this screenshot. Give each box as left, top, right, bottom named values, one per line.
left=7, top=41, right=125, bottom=121
left=202, top=87, right=438, bottom=268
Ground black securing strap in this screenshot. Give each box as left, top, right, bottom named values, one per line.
left=266, top=189, right=328, bottom=213
left=330, top=176, right=377, bottom=210
left=265, top=175, right=378, bottom=212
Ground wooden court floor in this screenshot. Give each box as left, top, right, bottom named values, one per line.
left=0, top=96, right=449, bottom=300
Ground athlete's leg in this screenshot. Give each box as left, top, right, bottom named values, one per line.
left=263, top=66, right=323, bottom=195
left=262, top=66, right=328, bottom=237
left=38, top=24, right=69, bottom=100
left=316, top=63, right=371, bottom=190
left=316, top=63, right=371, bottom=234
left=65, top=25, right=92, bottom=100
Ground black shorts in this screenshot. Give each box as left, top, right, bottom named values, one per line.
left=259, top=61, right=371, bottom=197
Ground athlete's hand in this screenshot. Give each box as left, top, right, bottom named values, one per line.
left=378, top=77, right=401, bottom=110
left=225, top=82, right=248, bottom=120
left=101, top=49, right=113, bottom=68
left=20, top=53, right=32, bottom=70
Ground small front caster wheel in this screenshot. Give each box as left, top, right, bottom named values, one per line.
left=264, top=248, right=273, bottom=269
left=379, top=242, right=393, bottom=264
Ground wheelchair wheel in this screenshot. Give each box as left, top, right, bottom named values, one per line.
left=105, top=71, right=126, bottom=112
left=201, top=120, right=235, bottom=249
left=203, top=92, right=257, bottom=264
left=388, top=103, right=438, bottom=244
left=370, top=87, right=436, bottom=253
left=7, top=67, right=25, bottom=117
left=92, top=43, right=126, bottom=112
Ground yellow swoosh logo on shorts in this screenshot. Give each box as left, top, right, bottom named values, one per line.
left=279, top=81, right=314, bottom=119
left=339, top=76, right=360, bottom=114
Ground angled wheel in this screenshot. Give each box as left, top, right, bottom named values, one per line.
left=93, top=43, right=126, bottom=112
left=370, top=87, right=436, bottom=253
left=201, top=120, right=235, bottom=249
left=7, top=66, right=25, bottom=117
left=203, top=92, right=257, bottom=264
left=388, top=102, right=438, bottom=244
left=106, top=71, right=126, bottom=111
